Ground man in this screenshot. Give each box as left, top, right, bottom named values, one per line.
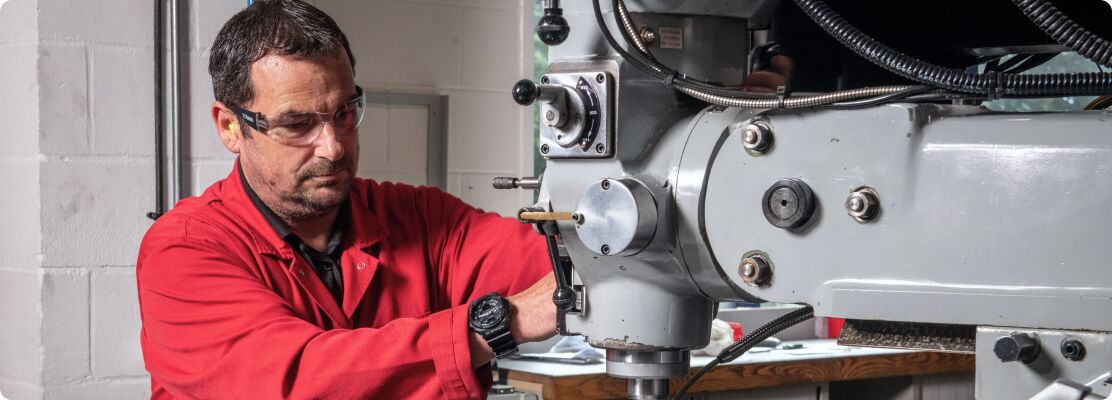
left=136, top=1, right=556, bottom=398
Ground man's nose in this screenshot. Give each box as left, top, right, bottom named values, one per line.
left=312, top=123, right=345, bottom=162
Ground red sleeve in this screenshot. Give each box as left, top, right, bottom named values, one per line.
left=137, top=226, right=486, bottom=400
left=420, top=187, right=551, bottom=306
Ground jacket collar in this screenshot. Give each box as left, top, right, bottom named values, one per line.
left=218, top=160, right=389, bottom=258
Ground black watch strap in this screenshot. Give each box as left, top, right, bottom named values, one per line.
left=482, top=324, right=518, bottom=359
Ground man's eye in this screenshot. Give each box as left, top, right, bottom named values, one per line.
left=276, top=117, right=315, bottom=133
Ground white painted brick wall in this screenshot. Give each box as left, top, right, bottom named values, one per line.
left=40, top=270, right=89, bottom=384
left=0, top=270, right=43, bottom=384
left=38, top=0, right=152, bottom=46
left=0, top=0, right=38, bottom=45
left=37, top=43, right=90, bottom=156
left=39, top=158, right=154, bottom=268
left=0, top=159, right=42, bottom=271
left=90, top=46, right=155, bottom=157
left=90, top=269, right=144, bottom=378
left=0, top=43, right=40, bottom=158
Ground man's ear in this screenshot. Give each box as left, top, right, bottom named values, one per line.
left=212, top=101, right=243, bottom=154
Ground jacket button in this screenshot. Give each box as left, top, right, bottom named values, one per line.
left=356, top=261, right=367, bottom=271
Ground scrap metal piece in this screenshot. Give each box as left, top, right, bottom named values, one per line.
left=838, top=319, right=976, bottom=354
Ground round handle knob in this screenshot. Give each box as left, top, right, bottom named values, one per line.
left=536, top=9, right=570, bottom=46
left=512, top=79, right=539, bottom=106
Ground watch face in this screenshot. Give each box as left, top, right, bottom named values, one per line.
left=469, top=296, right=506, bottom=330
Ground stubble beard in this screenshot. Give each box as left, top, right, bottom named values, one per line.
left=276, top=157, right=355, bottom=223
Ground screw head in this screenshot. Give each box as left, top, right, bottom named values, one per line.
left=601, top=179, right=611, bottom=190
left=601, top=244, right=611, bottom=255
left=572, top=213, right=584, bottom=224
left=738, top=255, right=772, bottom=287
left=545, top=110, right=556, bottom=121
left=846, top=188, right=880, bottom=222
left=741, top=122, right=772, bottom=152
left=540, top=76, right=550, bottom=84
left=743, top=129, right=759, bottom=145
left=639, top=27, right=657, bottom=44
left=596, top=73, right=606, bottom=83
left=595, top=143, right=606, bottom=153
left=540, top=144, right=550, bottom=154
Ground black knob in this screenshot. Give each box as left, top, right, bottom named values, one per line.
left=512, top=79, right=539, bottom=106
left=552, top=287, right=576, bottom=311
left=762, top=178, right=816, bottom=229
left=994, top=333, right=1040, bottom=363
left=536, top=8, right=570, bottom=46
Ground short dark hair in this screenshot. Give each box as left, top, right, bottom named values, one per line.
left=209, top=0, right=356, bottom=109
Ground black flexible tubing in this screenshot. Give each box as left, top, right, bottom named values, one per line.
left=671, top=305, right=816, bottom=400
left=1012, top=0, right=1112, bottom=67
left=792, top=0, right=1112, bottom=97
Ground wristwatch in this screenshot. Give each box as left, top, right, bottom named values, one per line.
left=468, top=292, right=519, bottom=359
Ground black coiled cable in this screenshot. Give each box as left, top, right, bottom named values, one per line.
left=671, top=305, right=815, bottom=400
left=793, top=0, right=1112, bottom=97
left=1012, top=0, right=1112, bottom=68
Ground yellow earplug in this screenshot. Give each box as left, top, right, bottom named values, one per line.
left=228, top=122, right=239, bottom=138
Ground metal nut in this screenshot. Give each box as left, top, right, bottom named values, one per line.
left=845, top=187, right=880, bottom=223
left=738, top=255, right=772, bottom=287
left=741, top=122, right=773, bottom=152
left=639, top=27, right=657, bottom=45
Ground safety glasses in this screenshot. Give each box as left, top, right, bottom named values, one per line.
left=227, top=86, right=366, bottom=146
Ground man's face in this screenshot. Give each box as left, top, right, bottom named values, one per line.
left=234, top=52, right=359, bottom=222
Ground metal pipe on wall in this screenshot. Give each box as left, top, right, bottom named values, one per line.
left=170, top=0, right=182, bottom=203
left=148, top=0, right=167, bottom=220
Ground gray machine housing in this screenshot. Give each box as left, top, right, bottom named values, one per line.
left=519, top=1, right=1112, bottom=399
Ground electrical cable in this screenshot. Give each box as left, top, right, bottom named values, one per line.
left=1011, top=0, right=1112, bottom=67
left=671, top=305, right=815, bottom=400
left=791, top=0, right=1112, bottom=97
left=817, top=85, right=935, bottom=109
left=600, top=0, right=932, bottom=108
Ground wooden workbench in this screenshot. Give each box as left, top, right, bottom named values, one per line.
left=498, top=340, right=975, bottom=400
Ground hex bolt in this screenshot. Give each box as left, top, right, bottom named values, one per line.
left=596, top=143, right=606, bottom=154
left=994, top=332, right=1041, bottom=364
left=741, top=122, right=773, bottom=153
left=601, top=244, right=611, bottom=255
left=846, top=187, right=880, bottom=223
left=1061, top=338, right=1086, bottom=361
left=738, top=255, right=772, bottom=287
left=640, top=27, right=657, bottom=45
left=601, top=179, right=611, bottom=190
left=540, top=144, right=550, bottom=154
left=596, top=73, right=606, bottom=84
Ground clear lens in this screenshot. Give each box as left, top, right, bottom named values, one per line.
left=265, top=93, right=366, bottom=146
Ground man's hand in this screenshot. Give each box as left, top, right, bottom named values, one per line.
left=469, top=272, right=557, bottom=368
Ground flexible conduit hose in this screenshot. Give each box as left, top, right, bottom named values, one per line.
left=677, top=84, right=916, bottom=108
left=1012, top=0, right=1112, bottom=68
left=604, top=0, right=928, bottom=108
left=671, top=305, right=816, bottom=400
left=792, top=0, right=1112, bottom=96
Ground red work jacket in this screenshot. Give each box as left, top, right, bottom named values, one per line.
left=137, top=164, right=550, bottom=399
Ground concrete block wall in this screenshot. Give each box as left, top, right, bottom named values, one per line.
left=319, top=0, right=536, bottom=216
left=1, top=0, right=535, bottom=398
left=0, top=0, right=44, bottom=398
